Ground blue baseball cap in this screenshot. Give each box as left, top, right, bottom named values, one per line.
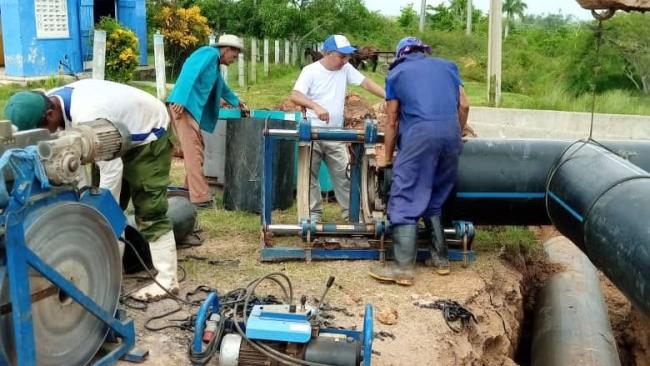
left=322, top=35, right=357, bottom=54
left=395, top=36, right=431, bottom=58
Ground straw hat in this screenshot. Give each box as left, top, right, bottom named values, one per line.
left=216, top=34, right=244, bottom=50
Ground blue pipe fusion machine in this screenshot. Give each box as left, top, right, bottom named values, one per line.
left=260, top=117, right=475, bottom=264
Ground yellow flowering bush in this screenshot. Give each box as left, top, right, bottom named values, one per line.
left=96, top=17, right=140, bottom=83
left=152, top=5, right=211, bottom=77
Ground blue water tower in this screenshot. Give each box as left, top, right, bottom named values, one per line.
left=0, top=0, right=147, bottom=77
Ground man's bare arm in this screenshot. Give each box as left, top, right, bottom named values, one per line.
left=384, top=100, right=399, bottom=165
left=360, top=78, right=386, bottom=99
left=458, top=87, right=470, bottom=130
left=290, top=90, right=330, bottom=122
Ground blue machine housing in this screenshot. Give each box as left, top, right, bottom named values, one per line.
left=246, top=304, right=313, bottom=343
left=0, top=148, right=137, bottom=366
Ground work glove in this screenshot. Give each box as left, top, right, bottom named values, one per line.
left=378, top=163, right=393, bottom=203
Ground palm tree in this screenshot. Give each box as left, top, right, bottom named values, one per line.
left=503, top=0, right=527, bottom=38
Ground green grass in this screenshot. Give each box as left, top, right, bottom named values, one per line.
left=473, top=226, right=539, bottom=254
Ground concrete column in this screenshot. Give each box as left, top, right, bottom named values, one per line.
left=466, top=0, right=473, bottom=35
left=274, top=39, right=280, bottom=64
left=250, top=38, right=257, bottom=83
left=92, top=30, right=107, bottom=80
left=208, top=34, right=216, bottom=46
left=264, top=38, right=269, bottom=76
left=284, top=39, right=290, bottom=64
left=419, top=0, right=427, bottom=32
left=238, top=53, right=245, bottom=87
left=292, top=41, right=298, bottom=65
left=153, top=33, right=166, bottom=100
left=487, top=0, right=502, bottom=107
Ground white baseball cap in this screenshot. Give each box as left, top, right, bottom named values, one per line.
left=216, top=34, right=244, bottom=50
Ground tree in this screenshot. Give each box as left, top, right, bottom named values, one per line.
left=503, top=0, right=527, bottom=38
left=607, top=13, right=650, bottom=93
left=398, top=3, right=418, bottom=29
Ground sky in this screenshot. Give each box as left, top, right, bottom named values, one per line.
left=363, top=0, right=594, bottom=21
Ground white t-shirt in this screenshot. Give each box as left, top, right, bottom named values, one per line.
left=48, top=79, right=170, bottom=200
left=49, top=79, right=170, bottom=144
left=293, top=62, right=365, bottom=128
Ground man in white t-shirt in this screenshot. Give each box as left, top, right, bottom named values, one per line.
left=291, top=34, right=385, bottom=222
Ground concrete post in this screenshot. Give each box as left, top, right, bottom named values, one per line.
left=208, top=34, right=216, bottom=46
left=251, top=38, right=257, bottom=83
left=419, top=0, right=427, bottom=33
left=466, top=0, right=473, bottom=35
left=274, top=39, right=280, bottom=64
left=292, top=41, right=298, bottom=65
left=487, top=0, right=502, bottom=107
left=153, top=33, right=166, bottom=100
left=284, top=39, right=290, bottom=64
left=264, top=38, right=269, bottom=76
left=92, top=30, right=106, bottom=80
left=238, top=53, right=245, bottom=87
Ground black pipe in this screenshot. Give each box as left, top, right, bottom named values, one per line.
left=446, top=139, right=650, bottom=225
left=531, top=236, right=620, bottom=366
left=546, top=141, right=650, bottom=315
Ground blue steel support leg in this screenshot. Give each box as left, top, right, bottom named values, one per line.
left=5, top=217, right=37, bottom=366
left=262, top=134, right=275, bottom=226
left=349, top=144, right=363, bottom=223
left=23, top=248, right=137, bottom=365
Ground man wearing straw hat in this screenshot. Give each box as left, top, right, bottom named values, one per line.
left=168, top=34, right=248, bottom=209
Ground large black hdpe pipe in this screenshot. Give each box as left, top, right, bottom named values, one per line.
left=531, top=236, right=620, bottom=366
left=546, top=141, right=650, bottom=315
left=447, top=139, right=650, bottom=225
left=445, top=139, right=650, bottom=315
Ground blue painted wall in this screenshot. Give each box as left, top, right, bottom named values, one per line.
left=0, top=0, right=147, bottom=77
left=117, top=0, right=147, bottom=66
left=0, top=0, right=83, bottom=77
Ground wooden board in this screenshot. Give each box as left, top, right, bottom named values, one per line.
left=576, top=0, right=650, bottom=10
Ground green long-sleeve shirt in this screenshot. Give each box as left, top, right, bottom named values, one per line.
left=167, top=46, right=240, bottom=133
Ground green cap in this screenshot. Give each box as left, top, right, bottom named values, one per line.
left=4, top=91, right=47, bottom=131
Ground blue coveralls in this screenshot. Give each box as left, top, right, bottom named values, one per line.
left=386, top=53, right=462, bottom=225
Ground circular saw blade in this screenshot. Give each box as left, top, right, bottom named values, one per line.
left=0, top=201, right=121, bottom=366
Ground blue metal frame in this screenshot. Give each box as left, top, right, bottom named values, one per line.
left=191, top=292, right=221, bottom=353
left=261, top=119, right=476, bottom=264
left=0, top=150, right=139, bottom=366
left=260, top=247, right=475, bottom=262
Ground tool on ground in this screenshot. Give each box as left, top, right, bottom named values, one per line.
left=0, top=120, right=145, bottom=366
left=189, top=273, right=374, bottom=366
left=415, top=299, right=477, bottom=333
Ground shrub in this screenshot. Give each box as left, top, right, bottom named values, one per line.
left=152, top=5, right=211, bottom=78
left=96, top=17, right=140, bottom=83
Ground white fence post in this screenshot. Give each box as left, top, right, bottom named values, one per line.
left=264, top=38, right=269, bottom=77
left=238, top=53, right=245, bottom=87
left=251, top=38, right=257, bottom=83
left=208, top=34, right=216, bottom=46
left=284, top=39, right=290, bottom=64
left=274, top=39, right=280, bottom=64
left=153, top=33, right=166, bottom=100
left=92, top=30, right=106, bottom=80
left=292, top=41, right=298, bottom=65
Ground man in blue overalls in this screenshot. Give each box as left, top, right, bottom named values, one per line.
left=369, top=37, right=470, bottom=286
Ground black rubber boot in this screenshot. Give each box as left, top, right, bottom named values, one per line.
left=424, top=216, right=451, bottom=275
left=369, top=224, right=417, bottom=285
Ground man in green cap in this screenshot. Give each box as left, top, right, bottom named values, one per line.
left=4, top=79, right=178, bottom=302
